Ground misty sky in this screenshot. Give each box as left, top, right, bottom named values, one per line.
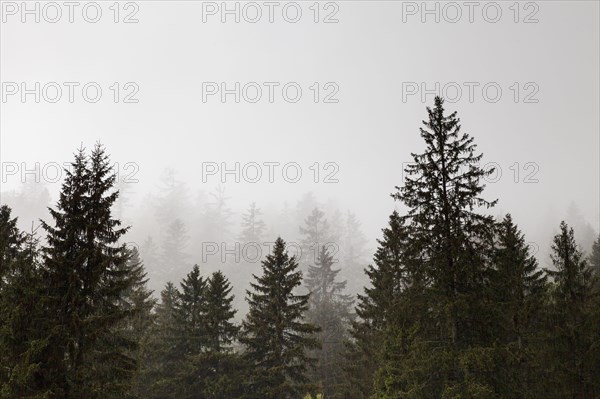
left=1, top=1, right=599, bottom=269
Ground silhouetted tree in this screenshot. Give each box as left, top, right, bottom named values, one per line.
left=241, top=237, right=319, bottom=399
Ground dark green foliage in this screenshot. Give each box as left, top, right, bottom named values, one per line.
left=142, top=282, right=181, bottom=398
left=204, top=271, right=239, bottom=352
left=0, top=210, right=49, bottom=399
left=0, top=205, right=26, bottom=284
left=543, top=222, right=599, bottom=398
left=3, top=110, right=600, bottom=399
left=487, top=214, right=547, bottom=398
left=175, top=265, right=207, bottom=356
left=181, top=271, right=243, bottom=399
left=346, top=212, right=408, bottom=398
left=117, top=248, right=157, bottom=398
left=37, top=144, right=136, bottom=398
left=375, top=96, right=498, bottom=397
left=241, top=237, right=320, bottom=399
left=590, top=234, right=600, bottom=280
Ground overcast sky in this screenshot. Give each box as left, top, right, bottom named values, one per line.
left=1, top=1, right=599, bottom=268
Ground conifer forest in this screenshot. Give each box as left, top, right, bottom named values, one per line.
left=1, top=2, right=599, bottom=398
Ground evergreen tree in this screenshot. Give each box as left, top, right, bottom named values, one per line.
left=239, top=202, right=267, bottom=245
left=142, top=282, right=180, bottom=399
left=0, top=205, right=26, bottom=287
left=183, top=271, right=244, bottom=399
left=299, top=208, right=333, bottom=269
left=117, top=248, right=157, bottom=398
left=175, top=265, right=208, bottom=357
left=0, top=211, right=49, bottom=399
left=204, top=271, right=239, bottom=352
left=341, top=211, right=369, bottom=297
left=304, top=246, right=354, bottom=398
left=141, top=236, right=161, bottom=293
left=347, top=211, right=419, bottom=399
left=39, top=144, right=134, bottom=398
left=490, top=214, right=547, bottom=398
left=201, top=185, right=234, bottom=246
left=241, top=237, right=319, bottom=399
left=154, top=168, right=190, bottom=228
left=389, top=96, right=497, bottom=396
left=543, top=222, right=599, bottom=398
left=236, top=202, right=268, bottom=314
left=160, top=218, right=190, bottom=283
left=590, top=234, right=600, bottom=280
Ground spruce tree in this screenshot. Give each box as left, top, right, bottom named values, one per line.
left=241, top=237, right=319, bottom=399
left=391, top=96, right=497, bottom=396
left=239, top=202, right=267, bottom=245
left=117, top=248, right=157, bottom=398
left=341, top=211, right=369, bottom=297
left=0, top=211, right=49, bottom=398
left=347, top=211, right=420, bottom=399
left=0, top=205, right=26, bottom=285
left=39, top=144, right=133, bottom=398
left=204, top=271, right=238, bottom=352
left=299, top=208, right=333, bottom=269
left=160, top=218, right=190, bottom=282
left=590, top=234, right=600, bottom=281
left=236, top=202, right=268, bottom=314
left=184, top=271, right=243, bottom=399
left=175, top=265, right=208, bottom=356
left=142, top=282, right=180, bottom=399
left=201, top=185, right=234, bottom=246
left=490, top=214, right=547, bottom=398
left=304, top=246, right=353, bottom=398
left=543, top=222, right=598, bottom=398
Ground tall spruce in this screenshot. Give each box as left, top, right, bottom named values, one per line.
left=388, top=96, right=497, bottom=396
left=241, top=237, right=319, bottom=399
left=39, top=144, right=133, bottom=398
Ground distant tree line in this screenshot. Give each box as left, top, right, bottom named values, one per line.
left=1, top=97, right=599, bottom=398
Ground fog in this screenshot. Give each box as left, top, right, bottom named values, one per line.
left=2, top=1, right=599, bottom=298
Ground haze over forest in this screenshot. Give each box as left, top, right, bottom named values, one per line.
left=1, top=1, right=599, bottom=398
